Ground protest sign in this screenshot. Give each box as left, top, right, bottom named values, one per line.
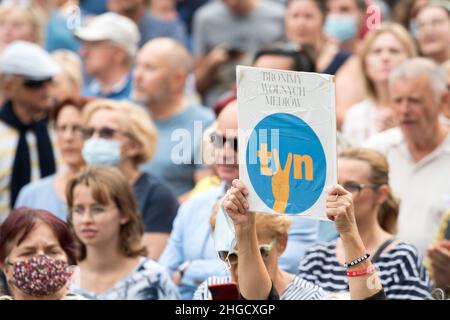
left=237, top=66, right=337, bottom=219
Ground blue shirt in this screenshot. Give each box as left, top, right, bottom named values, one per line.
left=80, top=0, right=107, bottom=16
left=139, top=12, right=188, bottom=48
left=82, top=71, right=133, bottom=100
left=45, top=10, right=80, bottom=53
left=15, top=175, right=67, bottom=221
left=140, top=104, right=214, bottom=196
left=158, top=185, right=230, bottom=300
left=133, top=172, right=179, bottom=233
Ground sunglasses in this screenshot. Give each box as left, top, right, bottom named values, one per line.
left=342, top=182, right=380, bottom=194
left=210, top=132, right=238, bottom=152
left=23, top=78, right=53, bottom=89
left=218, top=239, right=277, bottom=267
left=81, top=127, right=131, bottom=140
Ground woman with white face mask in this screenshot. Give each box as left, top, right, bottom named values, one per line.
left=80, top=99, right=179, bottom=260
left=0, top=208, right=83, bottom=300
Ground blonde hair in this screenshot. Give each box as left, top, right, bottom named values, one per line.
left=0, top=4, right=45, bottom=45
left=210, top=204, right=292, bottom=241
left=82, top=99, right=158, bottom=164
left=66, top=166, right=148, bottom=260
left=52, top=50, right=84, bottom=90
left=360, top=23, right=417, bottom=99
left=339, top=148, right=399, bottom=234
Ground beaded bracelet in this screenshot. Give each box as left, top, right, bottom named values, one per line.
left=346, top=264, right=376, bottom=277
left=344, top=253, right=370, bottom=268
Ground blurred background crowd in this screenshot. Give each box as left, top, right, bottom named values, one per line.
left=0, top=0, right=449, bottom=300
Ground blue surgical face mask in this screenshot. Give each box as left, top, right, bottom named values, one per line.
left=214, top=205, right=237, bottom=269
left=82, top=138, right=121, bottom=166
left=324, top=15, right=358, bottom=43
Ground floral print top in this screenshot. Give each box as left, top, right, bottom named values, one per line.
left=71, top=257, right=179, bottom=300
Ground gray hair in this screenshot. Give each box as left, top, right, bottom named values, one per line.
left=389, top=58, right=447, bottom=101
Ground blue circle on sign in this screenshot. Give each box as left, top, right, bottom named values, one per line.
left=246, top=113, right=326, bottom=214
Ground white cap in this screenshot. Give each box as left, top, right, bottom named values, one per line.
left=0, top=41, right=61, bottom=80
left=74, top=12, right=140, bottom=57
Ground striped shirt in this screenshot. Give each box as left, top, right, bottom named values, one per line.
left=298, top=240, right=432, bottom=300
left=0, top=121, right=61, bottom=223
left=193, top=275, right=325, bottom=300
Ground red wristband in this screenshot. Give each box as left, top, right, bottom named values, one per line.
left=346, top=264, right=376, bottom=277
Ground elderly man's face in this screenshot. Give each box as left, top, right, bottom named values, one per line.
left=7, top=76, right=54, bottom=114
left=390, top=75, right=442, bottom=142
left=79, top=40, right=118, bottom=77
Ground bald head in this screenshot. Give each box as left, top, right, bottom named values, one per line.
left=133, top=37, right=191, bottom=107
left=217, top=100, right=238, bottom=132
left=139, top=37, right=192, bottom=74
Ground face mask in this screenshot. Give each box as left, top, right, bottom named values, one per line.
left=82, top=138, right=121, bottom=166
left=324, top=15, right=358, bottom=43
left=7, top=255, right=73, bottom=297
left=214, top=205, right=237, bottom=269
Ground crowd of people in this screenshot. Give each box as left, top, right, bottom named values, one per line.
left=0, top=0, right=449, bottom=300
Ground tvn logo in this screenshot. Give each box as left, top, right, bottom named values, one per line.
left=246, top=113, right=326, bottom=214
left=258, top=142, right=314, bottom=181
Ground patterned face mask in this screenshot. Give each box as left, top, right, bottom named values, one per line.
left=7, top=255, right=73, bottom=297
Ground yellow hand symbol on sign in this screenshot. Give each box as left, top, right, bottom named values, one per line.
left=271, top=149, right=292, bottom=214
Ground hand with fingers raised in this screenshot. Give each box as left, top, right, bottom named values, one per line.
left=271, top=150, right=292, bottom=214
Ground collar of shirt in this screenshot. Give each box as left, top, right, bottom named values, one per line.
left=88, top=71, right=132, bottom=97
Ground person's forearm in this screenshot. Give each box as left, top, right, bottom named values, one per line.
left=341, top=232, right=383, bottom=300
left=236, top=227, right=272, bottom=300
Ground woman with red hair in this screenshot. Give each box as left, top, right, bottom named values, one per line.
left=0, top=208, right=83, bottom=300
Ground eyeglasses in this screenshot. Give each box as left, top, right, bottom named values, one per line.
left=23, top=78, right=53, bottom=89
left=210, top=132, right=238, bottom=152
left=342, top=182, right=380, bottom=194
left=218, top=239, right=277, bottom=268
left=81, top=127, right=131, bottom=140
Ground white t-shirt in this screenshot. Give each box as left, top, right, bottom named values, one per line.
left=365, top=128, right=450, bottom=254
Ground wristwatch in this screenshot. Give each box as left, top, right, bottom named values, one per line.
left=177, top=260, right=191, bottom=278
